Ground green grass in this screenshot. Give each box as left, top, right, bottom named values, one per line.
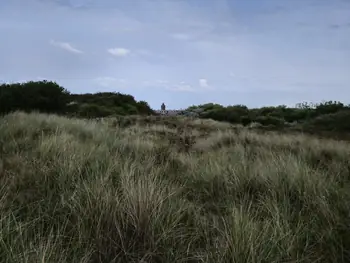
left=1, top=111, right=350, bottom=263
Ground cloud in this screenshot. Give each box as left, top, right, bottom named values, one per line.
left=107, top=48, right=130, bottom=57
left=49, top=39, right=83, bottom=54
left=199, top=78, right=209, bottom=88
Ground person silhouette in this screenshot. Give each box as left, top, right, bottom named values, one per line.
left=161, top=103, right=166, bottom=111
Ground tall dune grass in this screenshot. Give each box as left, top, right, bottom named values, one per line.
left=1, top=112, right=350, bottom=263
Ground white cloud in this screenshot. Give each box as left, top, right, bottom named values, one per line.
left=107, top=47, right=130, bottom=57
left=199, top=78, right=209, bottom=88
left=49, top=39, right=83, bottom=54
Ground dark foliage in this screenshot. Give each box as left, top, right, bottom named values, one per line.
left=0, top=80, right=69, bottom=114
left=303, top=110, right=350, bottom=132
left=187, top=101, right=350, bottom=132
left=68, top=92, right=154, bottom=117
left=0, top=81, right=154, bottom=117
left=1, top=80, right=350, bottom=135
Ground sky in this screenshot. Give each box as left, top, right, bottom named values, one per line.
left=0, top=0, right=349, bottom=110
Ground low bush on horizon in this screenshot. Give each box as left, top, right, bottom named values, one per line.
left=2, top=81, right=350, bottom=136
left=1, top=111, right=350, bottom=262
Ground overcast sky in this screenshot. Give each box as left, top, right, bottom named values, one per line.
left=0, top=0, right=349, bottom=109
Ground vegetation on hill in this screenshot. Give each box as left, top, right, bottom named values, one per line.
left=186, top=101, right=350, bottom=133
left=0, top=80, right=70, bottom=114
left=68, top=92, right=154, bottom=117
left=1, top=80, right=350, bottom=137
left=0, top=81, right=154, bottom=118
left=1, top=111, right=350, bottom=262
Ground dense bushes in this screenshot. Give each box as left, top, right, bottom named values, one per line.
left=255, top=116, right=285, bottom=127
left=0, top=81, right=154, bottom=117
left=303, top=110, right=350, bottom=132
left=1, top=80, right=350, bottom=133
left=187, top=101, right=350, bottom=132
left=0, top=80, right=69, bottom=114
left=68, top=92, right=154, bottom=117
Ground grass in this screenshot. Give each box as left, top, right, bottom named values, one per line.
left=1, top=111, right=350, bottom=263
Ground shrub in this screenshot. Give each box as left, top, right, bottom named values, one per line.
left=77, top=103, right=114, bottom=118
left=0, top=81, right=154, bottom=118
left=304, top=110, right=350, bottom=132
left=255, top=116, right=285, bottom=127
left=0, top=80, right=69, bottom=115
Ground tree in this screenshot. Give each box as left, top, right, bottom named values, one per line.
left=0, top=80, right=69, bottom=115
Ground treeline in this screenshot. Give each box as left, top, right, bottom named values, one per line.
left=1, top=80, right=349, bottom=134
left=0, top=81, right=154, bottom=117
left=186, top=102, right=350, bottom=133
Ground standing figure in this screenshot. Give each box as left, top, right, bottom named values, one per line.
left=161, top=102, right=166, bottom=111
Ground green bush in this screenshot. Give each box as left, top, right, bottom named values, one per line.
left=314, top=101, right=345, bottom=116
left=0, top=81, right=154, bottom=118
left=241, top=116, right=252, bottom=126
left=77, top=104, right=114, bottom=118
left=255, top=116, right=285, bottom=127
left=304, top=110, right=350, bottom=132
left=0, top=80, right=69, bottom=114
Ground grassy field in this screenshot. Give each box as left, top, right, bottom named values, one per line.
left=1, top=111, right=350, bottom=263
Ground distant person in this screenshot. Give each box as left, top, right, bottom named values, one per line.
left=161, top=103, right=166, bottom=111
